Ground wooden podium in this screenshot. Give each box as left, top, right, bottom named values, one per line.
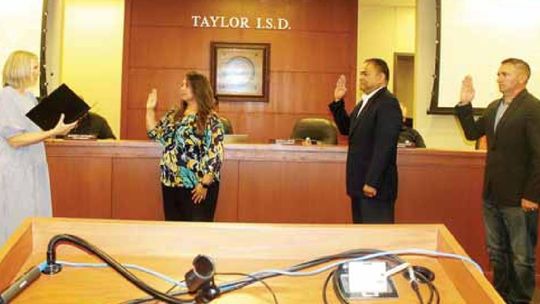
left=0, top=218, right=503, bottom=303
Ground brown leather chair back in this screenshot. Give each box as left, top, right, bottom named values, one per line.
left=219, top=116, right=234, bottom=134
left=291, top=118, right=338, bottom=145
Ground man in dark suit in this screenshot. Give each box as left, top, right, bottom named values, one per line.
left=455, top=58, right=540, bottom=304
left=329, top=58, right=402, bottom=224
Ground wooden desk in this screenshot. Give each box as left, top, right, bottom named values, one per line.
left=44, top=140, right=502, bottom=278
left=45, top=140, right=491, bottom=265
left=45, top=140, right=351, bottom=223
left=0, top=218, right=503, bottom=303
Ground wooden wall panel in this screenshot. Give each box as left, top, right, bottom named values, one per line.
left=48, top=157, right=112, bottom=218
left=111, top=158, right=238, bottom=221
left=130, top=0, right=357, bottom=32
left=127, top=68, right=204, bottom=111
left=126, top=69, right=354, bottom=141
left=223, top=113, right=339, bottom=143
left=128, top=28, right=354, bottom=71
left=126, top=109, right=342, bottom=142
left=214, top=160, right=239, bottom=222
left=122, top=0, right=358, bottom=141
left=127, top=70, right=351, bottom=113
left=111, top=158, right=163, bottom=220
left=125, top=109, right=160, bottom=140
left=396, top=165, right=488, bottom=269
left=237, top=161, right=350, bottom=223
left=395, top=151, right=489, bottom=268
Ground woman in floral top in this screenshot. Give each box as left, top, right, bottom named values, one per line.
left=146, top=72, right=224, bottom=221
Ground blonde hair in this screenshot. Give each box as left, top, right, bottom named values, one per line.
left=3, top=50, right=38, bottom=89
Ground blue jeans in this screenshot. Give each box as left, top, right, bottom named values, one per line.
left=483, top=199, right=538, bottom=304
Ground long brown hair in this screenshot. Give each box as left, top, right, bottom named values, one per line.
left=175, top=71, right=216, bottom=135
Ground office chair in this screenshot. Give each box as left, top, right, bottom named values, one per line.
left=290, top=118, right=338, bottom=145
left=219, top=116, right=234, bottom=134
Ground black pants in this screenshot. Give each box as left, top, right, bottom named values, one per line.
left=161, top=183, right=220, bottom=222
left=350, top=196, right=395, bottom=224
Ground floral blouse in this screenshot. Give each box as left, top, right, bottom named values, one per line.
left=148, top=109, right=224, bottom=188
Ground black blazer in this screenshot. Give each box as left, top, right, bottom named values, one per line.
left=329, top=87, right=402, bottom=200
left=455, top=89, right=540, bottom=206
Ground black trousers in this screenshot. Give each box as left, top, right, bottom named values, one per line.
left=161, top=183, right=220, bottom=222
left=350, top=196, right=395, bottom=224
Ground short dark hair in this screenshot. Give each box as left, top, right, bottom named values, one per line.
left=365, top=58, right=390, bottom=82
left=501, top=58, right=531, bottom=81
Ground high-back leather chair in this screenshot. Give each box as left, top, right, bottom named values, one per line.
left=219, top=116, right=234, bottom=134
left=291, top=118, right=338, bottom=145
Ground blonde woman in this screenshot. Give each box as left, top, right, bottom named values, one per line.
left=0, top=50, right=76, bottom=245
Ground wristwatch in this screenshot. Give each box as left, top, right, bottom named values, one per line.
left=201, top=183, right=210, bottom=189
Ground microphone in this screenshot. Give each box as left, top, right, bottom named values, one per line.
left=184, top=255, right=221, bottom=303
left=0, top=266, right=42, bottom=304
left=185, top=255, right=216, bottom=293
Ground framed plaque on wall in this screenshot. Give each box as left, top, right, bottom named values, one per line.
left=210, top=42, right=270, bottom=102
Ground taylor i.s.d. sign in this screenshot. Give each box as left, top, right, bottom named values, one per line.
left=191, top=15, right=291, bottom=30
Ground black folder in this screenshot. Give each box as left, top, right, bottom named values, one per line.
left=26, top=84, right=90, bottom=130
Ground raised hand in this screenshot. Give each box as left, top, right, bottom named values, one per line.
left=334, top=74, right=347, bottom=101
left=146, top=88, right=158, bottom=110
left=460, top=75, right=475, bottom=105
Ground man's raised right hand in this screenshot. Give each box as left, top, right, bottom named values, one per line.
left=459, top=75, right=475, bottom=105
left=334, top=74, right=347, bottom=101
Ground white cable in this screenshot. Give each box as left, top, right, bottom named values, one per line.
left=248, top=248, right=483, bottom=278
left=407, top=266, right=417, bottom=283
left=383, top=262, right=410, bottom=278
left=56, top=260, right=186, bottom=288
left=55, top=249, right=483, bottom=293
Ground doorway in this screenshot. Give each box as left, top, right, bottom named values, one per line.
left=393, top=53, right=415, bottom=125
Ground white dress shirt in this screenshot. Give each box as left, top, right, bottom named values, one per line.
left=357, top=86, right=385, bottom=117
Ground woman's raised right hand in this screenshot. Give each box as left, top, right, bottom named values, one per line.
left=146, top=88, right=158, bottom=110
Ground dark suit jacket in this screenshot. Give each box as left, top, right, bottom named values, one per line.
left=455, top=89, right=540, bottom=206
left=329, top=87, right=402, bottom=201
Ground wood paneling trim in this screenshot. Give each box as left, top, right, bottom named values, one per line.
left=45, top=140, right=162, bottom=158
left=0, top=220, right=33, bottom=291
left=45, top=140, right=487, bottom=162
left=121, top=0, right=134, bottom=138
